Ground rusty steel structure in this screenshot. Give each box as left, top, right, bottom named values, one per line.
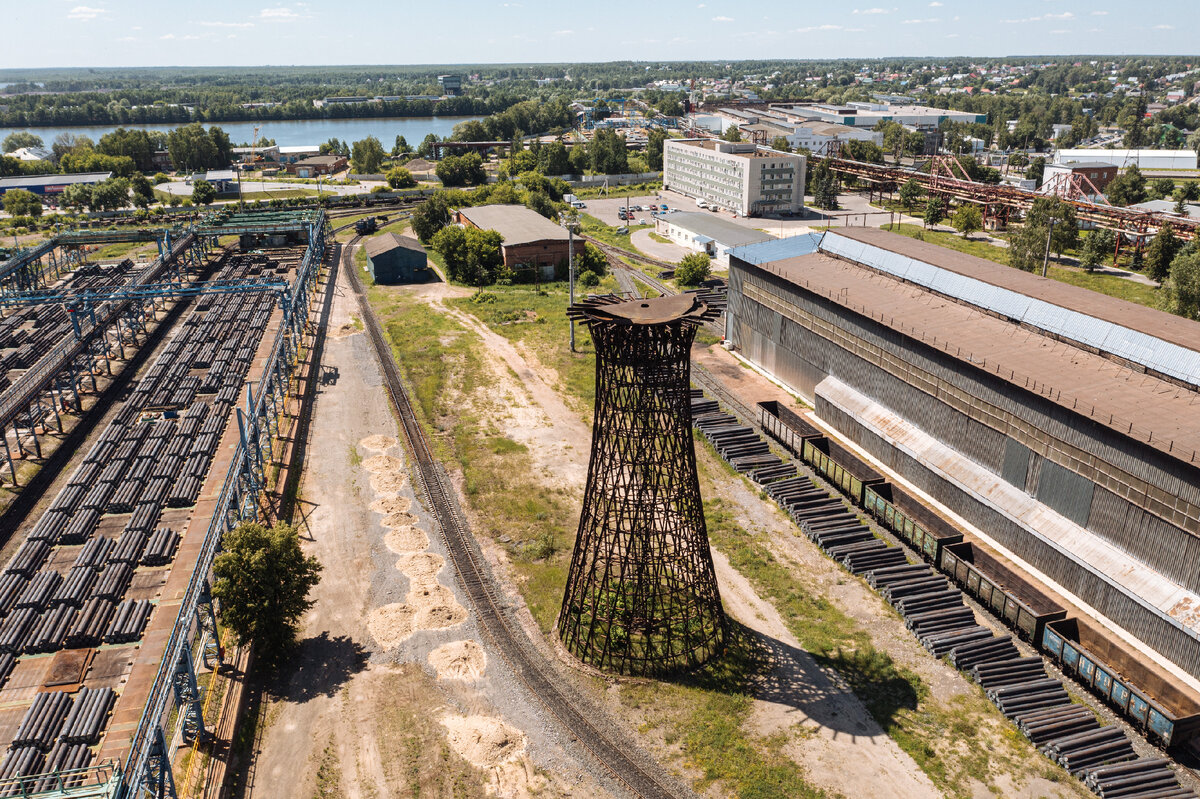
left=824, top=155, right=1199, bottom=251
left=560, top=292, right=727, bottom=676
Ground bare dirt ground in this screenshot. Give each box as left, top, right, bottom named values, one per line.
left=237, top=266, right=614, bottom=799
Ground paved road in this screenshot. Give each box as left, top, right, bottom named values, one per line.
left=630, top=229, right=689, bottom=263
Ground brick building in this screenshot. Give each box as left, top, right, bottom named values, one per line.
left=455, top=204, right=571, bottom=278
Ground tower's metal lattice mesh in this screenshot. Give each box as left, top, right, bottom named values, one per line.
left=558, top=293, right=727, bottom=675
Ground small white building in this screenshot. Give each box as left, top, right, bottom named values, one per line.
left=277, top=145, right=321, bottom=164
left=655, top=211, right=773, bottom=269
left=1053, top=148, right=1198, bottom=171
left=4, top=146, right=52, bottom=161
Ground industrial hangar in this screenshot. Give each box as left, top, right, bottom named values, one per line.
left=726, top=227, right=1200, bottom=736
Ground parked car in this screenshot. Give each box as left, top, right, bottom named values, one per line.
left=616, top=226, right=629, bottom=234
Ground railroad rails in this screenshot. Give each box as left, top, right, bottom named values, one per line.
left=342, top=235, right=687, bottom=799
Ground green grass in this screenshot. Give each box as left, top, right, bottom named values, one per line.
left=580, top=213, right=650, bottom=251
left=572, top=181, right=663, bottom=199
left=885, top=223, right=1160, bottom=309
left=91, top=240, right=154, bottom=260
left=621, top=630, right=830, bottom=799
left=234, top=189, right=319, bottom=200
left=648, top=231, right=672, bottom=244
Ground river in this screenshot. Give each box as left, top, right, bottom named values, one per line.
left=1, top=116, right=480, bottom=149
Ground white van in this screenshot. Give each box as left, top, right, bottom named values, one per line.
left=571, top=200, right=586, bottom=209
left=696, top=199, right=708, bottom=208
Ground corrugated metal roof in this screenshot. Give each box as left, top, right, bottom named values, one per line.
left=0, top=172, right=112, bottom=189
left=728, top=232, right=822, bottom=265
left=820, top=230, right=1200, bottom=389
left=457, top=204, right=569, bottom=246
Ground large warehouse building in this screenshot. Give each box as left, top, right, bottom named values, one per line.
left=727, top=227, right=1200, bottom=679
left=455, top=204, right=571, bottom=278
left=663, top=139, right=805, bottom=217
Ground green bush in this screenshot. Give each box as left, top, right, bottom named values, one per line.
left=675, top=251, right=712, bottom=286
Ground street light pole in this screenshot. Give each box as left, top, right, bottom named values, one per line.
left=561, top=211, right=579, bottom=352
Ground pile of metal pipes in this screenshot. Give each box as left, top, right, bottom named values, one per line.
left=692, top=396, right=794, bottom=484
left=1084, top=759, right=1196, bottom=798
left=58, top=687, right=115, bottom=745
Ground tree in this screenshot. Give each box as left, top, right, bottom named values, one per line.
left=435, top=152, right=487, bottom=187
left=167, top=124, right=231, bottom=172
left=923, top=197, right=945, bottom=229
left=392, top=135, right=411, bottom=156
left=130, top=173, right=154, bottom=209
left=675, top=252, right=712, bottom=286
left=52, top=133, right=93, bottom=162
left=1026, top=197, right=1078, bottom=259
left=842, top=140, right=884, bottom=164
left=90, top=177, right=130, bottom=211
left=1148, top=177, right=1175, bottom=201
left=1144, top=227, right=1182, bottom=282
left=1025, top=157, right=1047, bottom=187
left=1106, top=164, right=1147, bottom=207
left=808, top=159, right=839, bottom=210
left=770, top=136, right=792, bottom=153
left=1161, top=250, right=1200, bottom=320
left=411, top=192, right=452, bottom=242
left=898, top=178, right=923, bottom=209
left=2, top=188, right=42, bottom=217
left=211, top=520, right=322, bottom=667
left=537, top=141, right=570, bottom=176
left=1079, top=229, right=1116, bottom=271
left=191, top=179, right=216, bottom=206
left=417, top=133, right=440, bottom=158
left=97, top=128, right=162, bottom=172
left=720, top=125, right=742, bottom=143
left=647, top=129, right=669, bottom=170
left=586, top=130, right=629, bottom=174
left=1176, top=195, right=1190, bottom=216
left=385, top=167, right=416, bottom=189
left=350, top=136, right=386, bottom=174
left=952, top=204, right=982, bottom=238
left=2, top=132, right=43, bottom=154
left=578, top=270, right=600, bottom=288
left=60, top=183, right=93, bottom=211
left=430, top=225, right=505, bottom=285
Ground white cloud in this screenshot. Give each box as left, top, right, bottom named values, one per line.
left=712, top=15, right=734, bottom=21
left=901, top=17, right=939, bottom=24
left=1154, top=23, right=1174, bottom=29
left=1091, top=10, right=1108, bottom=15
left=196, top=21, right=254, bottom=28
left=260, top=6, right=301, bottom=19
left=160, top=33, right=175, bottom=39
left=697, top=2, right=706, bottom=6
left=795, top=23, right=843, bottom=32
left=946, top=32, right=959, bottom=38
left=929, top=1, right=942, bottom=5
left=853, top=7, right=888, bottom=14
left=553, top=29, right=573, bottom=35
left=67, top=6, right=108, bottom=21
left=1044, top=11, right=1074, bottom=20
left=1051, top=29, right=1069, bottom=34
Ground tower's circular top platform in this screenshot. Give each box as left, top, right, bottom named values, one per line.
left=568, top=292, right=725, bottom=327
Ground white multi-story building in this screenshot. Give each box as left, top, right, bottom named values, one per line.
left=663, top=139, right=806, bottom=216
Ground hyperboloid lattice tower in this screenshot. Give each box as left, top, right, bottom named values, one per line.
left=559, top=292, right=727, bottom=676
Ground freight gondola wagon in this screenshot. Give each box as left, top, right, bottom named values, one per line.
left=1041, top=617, right=1200, bottom=748
left=940, top=541, right=1065, bottom=644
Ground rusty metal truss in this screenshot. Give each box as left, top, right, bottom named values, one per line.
left=559, top=292, right=727, bottom=676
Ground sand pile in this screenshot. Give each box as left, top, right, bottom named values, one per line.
left=441, top=715, right=525, bottom=768
left=359, top=434, right=398, bottom=452
left=384, top=526, right=430, bottom=553
left=382, top=511, right=418, bottom=529
left=370, top=496, right=412, bottom=516
left=428, top=641, right=486, bottom=681
left=363, top=454, right=404, bottom=474
left=369, top=471, right=408, bottom=494
left=368, top=603, right=417, bottom=648
left=396, top=552, right=444, bottom=584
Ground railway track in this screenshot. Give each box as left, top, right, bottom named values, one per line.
left=339, top=236, right=687, bottom=799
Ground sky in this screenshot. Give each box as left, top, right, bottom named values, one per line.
left=2, top=0, right=1196, bottom=69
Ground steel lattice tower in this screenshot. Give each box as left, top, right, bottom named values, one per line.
left=559, top=292, right=727, bottom=675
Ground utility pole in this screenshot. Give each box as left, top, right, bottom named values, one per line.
left=560, top=211, right=580, bottom=351
left=1042, top=217, right=1058, bottom=277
